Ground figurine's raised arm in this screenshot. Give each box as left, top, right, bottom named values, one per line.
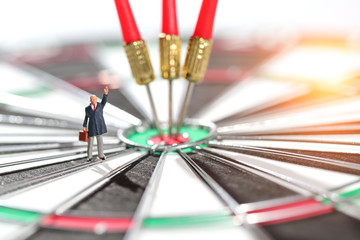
left=101, top=86, right=109, bottom=106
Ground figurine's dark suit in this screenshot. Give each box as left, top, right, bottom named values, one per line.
left=83, top=94, right=108, bottom=159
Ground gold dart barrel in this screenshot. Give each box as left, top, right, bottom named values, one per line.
left=124, top=40, right=154, bottom=85
left=159, top=33, right=181, bottom=80
left=183, top=36, right=213, bottom=83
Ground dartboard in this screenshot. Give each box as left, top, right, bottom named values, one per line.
left=1, top=39, right=360, bottom=240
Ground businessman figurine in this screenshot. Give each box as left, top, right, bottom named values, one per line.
left=83, top=86, right=109, bottom=161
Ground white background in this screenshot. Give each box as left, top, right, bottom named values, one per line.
left=1, top=0, right=360, bottom=50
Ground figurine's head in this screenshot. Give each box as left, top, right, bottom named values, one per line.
left=90, top=95, right=97, bottom=104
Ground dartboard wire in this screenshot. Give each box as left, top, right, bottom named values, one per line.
left=123, top=150, right=167, bottom=240
left=217, top=123, right=360, bottom=137
left=6, top=152, right=147, bottom=239
left=230, top=194, right=314, bottom=214
left=0, top=147, right=90, bottom=169
left=0, top=112, right=121, bottom=131
left=0, top=136, right=120, bottom=154
left=217, top=122, right=360, bottom=140
left=0, top=143, right=123, bottom=166
left=199, top=149, right=360, bottom=223
left=1, top=136, right=84, bottom=145
left=0, top=113, right=80, bottom=131
left=0, top=145, right=126, bottom=175
left=196, top=148, right=360, bottom=223
left=0, top=125, right=120, bottom=146
left=0, top=161, right=97, bottom=198
left=0, top=147, right=130, bottom=197
left=0, top=116, right=123, bottom=145
left=199, top=148, right=342, bottom=203
left=0, top=141, right=97, bottom=154
left=217, top=133, right=360, bottom=145
left=0, top=144, right=87, bottom=156
left=0, top=143, right=76, bottom=155
left=0, top=151, right=148, bottom=240
left=1, top=150, right=143, bottom=204
left=0, top=93, right=86, bottom=130
left=51, top=152, right=148, bottom=215
left=208, top=141, right=360, bottom=172
left=177, top=149, right=274, bottom=240
left=217, top=122, right=360, bottom=136
left=0, top=125, right=80, bottom=137
left=213, top=137, right=360, bottom=156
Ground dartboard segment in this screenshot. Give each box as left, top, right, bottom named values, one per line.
left=0, top=151, right=145, bottom=213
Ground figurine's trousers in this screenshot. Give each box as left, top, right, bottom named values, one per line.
left=87, top=135, right=104, bottom=158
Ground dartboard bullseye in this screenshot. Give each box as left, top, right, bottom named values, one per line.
left=118, top=119, right=217, bottom=152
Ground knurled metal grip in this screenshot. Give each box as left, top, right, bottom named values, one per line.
left=183, top=37, right=213, bottom=83
left=124, top=40, right=155, bottom=85
left=159, top=34, right=181, bottom=80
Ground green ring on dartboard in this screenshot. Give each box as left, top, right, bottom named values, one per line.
left=118, top=119, right=217, bottom=152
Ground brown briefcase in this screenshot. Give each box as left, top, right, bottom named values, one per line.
left=79, top=130, right=88, bottom=142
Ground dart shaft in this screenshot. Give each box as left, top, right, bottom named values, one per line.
left=168, top=80, right=173, bottom=137
left=146, top=84, right=163, bottom=136
left=176, top=81, right=195, bottom=135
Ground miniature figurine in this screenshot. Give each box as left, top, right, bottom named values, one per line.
left=83, top=86, right=109, bottom=161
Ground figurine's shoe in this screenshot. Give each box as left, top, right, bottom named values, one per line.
left=97, top=155, right=106, bottom=161
left=86, top=157, right=93, bottom=162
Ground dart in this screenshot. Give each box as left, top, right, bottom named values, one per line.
left=114, top=0, right=163, bottom=136
left=176, top=0, right=218, bottom=136
left=160, top=0, right=181, bottom=138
